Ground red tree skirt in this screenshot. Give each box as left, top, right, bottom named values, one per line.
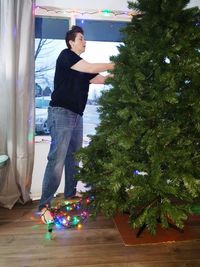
left=113, top=214, right=200, bottom=246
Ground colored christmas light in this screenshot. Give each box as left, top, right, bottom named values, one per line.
left=47, top=196, right=94, bottom=230
left=133, top=170, right=148, bottom=176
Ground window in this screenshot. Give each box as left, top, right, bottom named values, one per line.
left=35, top=17, right=125, bottom=144
left=35, top=17, right=69, bottom=135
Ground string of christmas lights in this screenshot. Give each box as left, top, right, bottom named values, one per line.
left=47, top=196, right=94, bottom=231
left=35, top=5, right=136, bottom=18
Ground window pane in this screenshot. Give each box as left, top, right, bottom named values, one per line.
left=35, top=38, right=66, bottom=135
left=35, top=17, right=69, bottom=136
left=76, top=19, right=127, bottom=42
left=35, top=17, right=69, bottom=39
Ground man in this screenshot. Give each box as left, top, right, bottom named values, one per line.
left=39, top=25, right=114, bottom=224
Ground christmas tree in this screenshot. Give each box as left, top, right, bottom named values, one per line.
left=77, top=0, right=200, bottom=235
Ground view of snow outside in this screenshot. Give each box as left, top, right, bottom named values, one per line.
left=35, top=39, right=121, bottom=145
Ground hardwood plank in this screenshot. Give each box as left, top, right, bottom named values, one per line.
left=0, top=200, right=199, bottom=267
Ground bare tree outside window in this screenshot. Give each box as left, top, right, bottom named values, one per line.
left=35, top=39, right=56, bottom=96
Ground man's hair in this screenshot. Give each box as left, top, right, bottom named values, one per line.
left=65, top=25, right=84, bottom=49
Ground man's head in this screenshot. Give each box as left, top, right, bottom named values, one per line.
left=65, top=26, right=86, bottom=54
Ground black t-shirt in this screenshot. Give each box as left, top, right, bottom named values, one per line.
left=50, top=49, right=98, bottom=116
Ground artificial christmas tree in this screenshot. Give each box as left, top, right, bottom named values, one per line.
left=77, top=0, right=200, bottom=235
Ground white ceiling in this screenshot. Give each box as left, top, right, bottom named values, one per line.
left=35, top=0, right=200, bottom=11
left=35, top=0, right=200, bottom=22
left=35, top=0, right=130, bottom=11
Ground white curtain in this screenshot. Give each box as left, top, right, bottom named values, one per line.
left=0, top=0, right=35, bottom=209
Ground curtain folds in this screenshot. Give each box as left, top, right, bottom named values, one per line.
left=0, top=0, right=35, bottom=208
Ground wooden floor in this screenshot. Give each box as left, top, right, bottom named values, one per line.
left=0, top=199, right=200, bottom=267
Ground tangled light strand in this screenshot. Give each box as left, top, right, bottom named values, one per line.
left=48, top=196, right=94, bottom=231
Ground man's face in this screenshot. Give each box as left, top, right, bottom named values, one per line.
left=71, top=32, right=86, bottom=55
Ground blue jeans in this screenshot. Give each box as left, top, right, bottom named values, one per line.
left=38, top=106, right=83, bottom=210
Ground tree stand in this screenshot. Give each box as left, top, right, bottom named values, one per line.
left=136, top=217, right=184, bottom=238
